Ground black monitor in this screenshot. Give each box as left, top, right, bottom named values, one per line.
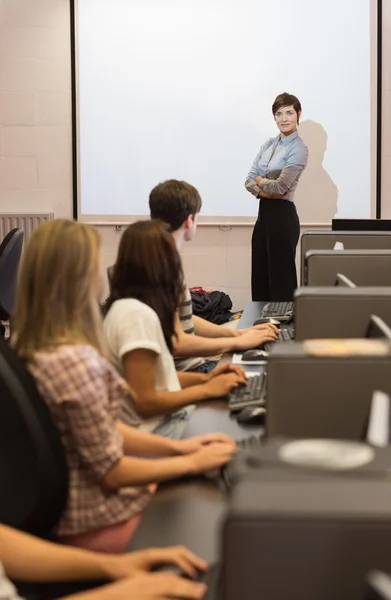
left=332, top=219, right=391, bottom=232
left=335, top=273, right=356, bottom=288
left=365, top=315, right=391, bottom=340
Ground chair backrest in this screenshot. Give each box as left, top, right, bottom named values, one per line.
left=0, top=228, right=24, bottom=320
left=0, top=337, right=68, bottom=537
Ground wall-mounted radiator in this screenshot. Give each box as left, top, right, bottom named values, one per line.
left=0, top=213, right=55, bottom=242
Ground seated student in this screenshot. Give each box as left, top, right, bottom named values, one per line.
left=104, top=220, right=250, bottom=438
left=11, top=219, right=236, bottom=553
left=148, top=180, right=278, bottom=373
left=0, top=524, right=207, bottom=600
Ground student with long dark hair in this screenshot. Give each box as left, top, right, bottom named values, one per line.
left=104, top=220, right=248, bottom=438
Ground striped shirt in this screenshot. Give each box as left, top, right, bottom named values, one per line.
left=174, top=284, right=204, bottom=372
left=28, top=344, right=151, bottom=536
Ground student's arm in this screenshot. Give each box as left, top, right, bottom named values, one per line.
left=0, top=525, right=208, bottom=600
left=53, top=352, right=235, bottom=489
left=116, top=420, right=179, bottom=456
left=173, top=314, right=277, bottom=357
left=102, top=440, right=236, bottom=490
left=192, top=315, right=236, bottom=338
left=122, top=349, right=246, bottom=417
left=0, top=524, right=114, bottom=583
left=61, top=573, right=207, bottom=600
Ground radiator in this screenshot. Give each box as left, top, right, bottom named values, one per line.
left=0, top=213, right=55, bottom=242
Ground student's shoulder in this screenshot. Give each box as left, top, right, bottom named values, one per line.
left=35, top=344, right=103, bottom=368
left=31, top=344, right=110, bottom=388
left=106, top=298, right=159, bottom=324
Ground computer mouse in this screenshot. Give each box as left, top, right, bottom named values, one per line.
left=253, top=317, right=281, bottom=327
left=237, top=405, right=267, bottom=425
left=242, top=349, right=268, bottom=361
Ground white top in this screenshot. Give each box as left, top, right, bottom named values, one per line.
left=104, top=298, right=181, bottom=432
left=0, top=563, right=23, bottom=600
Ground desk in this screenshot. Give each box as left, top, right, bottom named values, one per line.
left=128, top=302, right=266, bottom=559
left=236, top=301, right=266, bottom=329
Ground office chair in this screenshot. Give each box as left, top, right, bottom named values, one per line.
left=0, top=228, right=24, bottom=337
left=0, top=339, right=111, bottom=600
left=0, top=335, right=68, bottom=536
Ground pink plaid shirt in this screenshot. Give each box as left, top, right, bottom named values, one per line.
left=28, top=344, right=151, bottom=536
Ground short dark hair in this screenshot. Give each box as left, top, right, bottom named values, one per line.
left=272, top=93, right=302, bottom=124
left=106, top=220, right=183, bottom=353
left=149, top=180, right=202, bottom=232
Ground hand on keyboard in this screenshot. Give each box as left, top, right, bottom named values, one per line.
left=203, top=370, right=247, bottom=398
left=176, top=433, right=236, bottom=455
left=187, top=442, right=238, bottom=476
left=124, top=571, right=207, bottom=599
left=205, top=363, right=247, bottom=380
left=231, top=327, right=278, bottom=351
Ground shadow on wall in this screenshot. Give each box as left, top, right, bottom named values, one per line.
left=295, top=119, right=338, bottom=225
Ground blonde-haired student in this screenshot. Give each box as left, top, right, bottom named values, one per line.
left=11, top=219, right=236, bottom=553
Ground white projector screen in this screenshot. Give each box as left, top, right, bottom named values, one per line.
left=74, top=0, right=378, bottom=224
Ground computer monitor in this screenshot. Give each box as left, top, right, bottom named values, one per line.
left=366, top=391, right=390, bottom=447
left=335, top=273, right=356, bottom=288
left=332, top=219, right=391, bottom=231
left=366, top=315, right=391, bottom=340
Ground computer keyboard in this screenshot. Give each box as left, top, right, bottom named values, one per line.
left=264, top=326, right=294, bottom=353
left=228, top=372, right=267, bottom=412
left=237, top=433, right=264, bottom=450
left=195, top=564, right=222, bottom=600
left=261, top=301, right=294, bottom=321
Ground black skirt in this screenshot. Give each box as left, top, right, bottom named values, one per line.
left=251, top=198, right=300, bottom=302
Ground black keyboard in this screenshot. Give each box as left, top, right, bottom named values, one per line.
left=195, top=564, right=222, bottom=600
left=221, top=435, right=264, bottom=489
left=237, top=433, right=264, bottom=450
left=264, top=326, right=294, bottom=353
left=262, top=301, right=294, bottom=321
left=228, top=372, right=267, bottom=412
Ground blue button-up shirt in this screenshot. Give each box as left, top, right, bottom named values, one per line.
left=245, top=130, right=308, bottom=202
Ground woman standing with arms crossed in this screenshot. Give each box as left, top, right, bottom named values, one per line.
left=245, top=93, right=308, bottom=301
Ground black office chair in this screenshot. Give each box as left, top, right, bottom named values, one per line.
left=0, top=228, right=24, bottom=336
left=0, top=335, right=68, bottom=536
left=0, top=339, right=111, bottom=600
left=365, top=571, right=391, bottom=599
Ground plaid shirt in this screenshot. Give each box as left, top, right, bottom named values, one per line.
left=28, top=344, right=151, bottom=536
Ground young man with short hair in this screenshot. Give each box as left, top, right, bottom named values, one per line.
left=149, top=180, right=277, bottom=373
